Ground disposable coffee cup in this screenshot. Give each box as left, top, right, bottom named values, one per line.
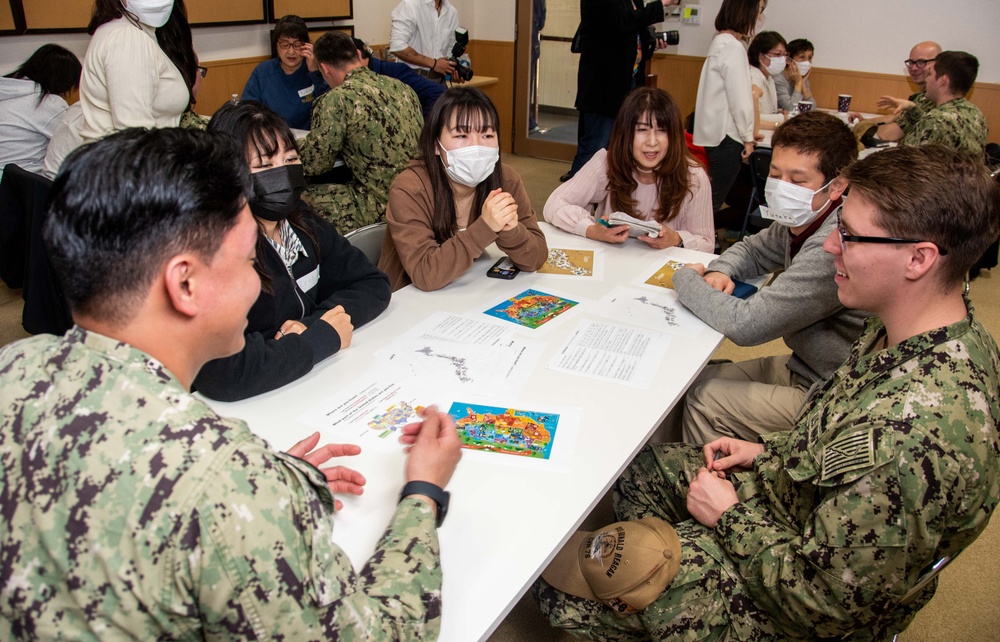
left=797, top=100, right=814, bottom=114
left=838, top=94, right=852, bottom=112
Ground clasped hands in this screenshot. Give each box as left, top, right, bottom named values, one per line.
left=686, top=437, right=765, bottom=528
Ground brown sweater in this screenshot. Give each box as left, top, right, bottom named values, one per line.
left=378, top=160, right=549, bottom=291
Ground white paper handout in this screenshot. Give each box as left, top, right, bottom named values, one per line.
left=297, top=379, right=424, bottom=451
left=547, top=319, right=671, bottom=388
left=594, top=286, right=705, bottom=337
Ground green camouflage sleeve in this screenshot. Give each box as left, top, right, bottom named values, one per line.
left=714, top=422, right=969, bottom=638
left=299, top=93, right=347, bottom=176
left=191, top=443, right=441, bottom=641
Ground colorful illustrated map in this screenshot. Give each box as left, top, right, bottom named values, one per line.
left=538, top=248, right=595, bottom=277
left=448, top=402, right=558, bottom=459
left=644, top=259, right=687, bottom=289
left=484, top=289, right=578, bottom=329
left=368, top=401, right=422, bottom=439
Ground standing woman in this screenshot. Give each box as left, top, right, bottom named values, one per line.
left=77, top=0, right=191, bottom=145
left=694, top=0, right=765, bottom=215
left=0, top=45, right=81, bottom=179
left=379, top=87, right=548, bottom=291
left=544, top=87, right=714, bottom=252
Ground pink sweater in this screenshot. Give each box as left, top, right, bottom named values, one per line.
left=543, top=148, right=715, bottom=252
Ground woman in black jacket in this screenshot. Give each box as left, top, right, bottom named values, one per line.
left=194, top=101, right=391, bottom=401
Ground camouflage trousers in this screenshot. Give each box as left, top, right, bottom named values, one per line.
left=303, top=183, right=386, bottom=236
left=533, top=443, right=779, bottom=641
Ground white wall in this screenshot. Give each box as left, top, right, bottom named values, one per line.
left=2, top=0, right=997, bottom=81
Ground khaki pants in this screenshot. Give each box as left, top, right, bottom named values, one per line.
left=679, top=355, right=808, bottom=444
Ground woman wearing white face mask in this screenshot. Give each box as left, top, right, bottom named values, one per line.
left=748, top=31, right=788, bottom=133
left=73, top=0, right=190, bottom=148
left=774, top=38, right=815, bottom=112
left=379, top=87, right=548, bottom=291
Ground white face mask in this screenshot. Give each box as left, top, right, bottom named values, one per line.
left=795, top=60, right=812, bottom=76
left=439, top=144, right=499, bottom=187
left=760, top=177, right=833, bottom=227
left=764, top=54, right=786, bottom=76
left=126, top=0, right=173, bottom=28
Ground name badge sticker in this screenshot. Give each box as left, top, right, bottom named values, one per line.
left=297, top=267, right=319, bottom=292
left=298, top=85, right=315, bottom=99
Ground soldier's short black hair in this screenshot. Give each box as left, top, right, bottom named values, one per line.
left=313, top=31, right=359, bottom=69
left=933, top=51, right=979, bottom=96
left=45, top=128, right=251, bottom=324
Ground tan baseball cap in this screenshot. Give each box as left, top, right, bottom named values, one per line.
left=540, top=518, right=681, bottom=616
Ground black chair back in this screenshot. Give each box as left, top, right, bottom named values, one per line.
left=739, top=148, right=773, bottom=240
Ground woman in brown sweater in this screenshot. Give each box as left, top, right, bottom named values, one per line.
left=378, top=87, right=548, bottom=291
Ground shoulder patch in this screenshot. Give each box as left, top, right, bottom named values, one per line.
left=820, top=428, right=875, bottom=481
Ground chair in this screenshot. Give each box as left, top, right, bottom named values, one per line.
left=739, top=148, right=773, bottom=240
left=0, top=164, right=72, bottom=336
left=344, top=221, right=387, bottom=265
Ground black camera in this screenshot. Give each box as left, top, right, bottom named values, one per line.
left=650, top=29, right=680, bottom=46
left=449, top=27, right=474, bottom=81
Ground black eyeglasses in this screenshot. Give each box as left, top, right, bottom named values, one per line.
left=196, top=65, right=208, bottom=79
left=903, top=58, right=936, bottom=69
left=836, top=212, right=948, bottom=255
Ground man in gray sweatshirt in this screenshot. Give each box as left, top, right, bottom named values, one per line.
left=673, top=112, right=869, bottom=443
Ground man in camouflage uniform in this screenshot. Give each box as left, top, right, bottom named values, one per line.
left=534, top=144, right=1000, bottom=641
left=895, top=51, right=988, bottom=157
left=0, top=128, right=461, bottom=639
left=862, top=40, right=939, bottom=138
left=301, top=30, right=423, bottom=235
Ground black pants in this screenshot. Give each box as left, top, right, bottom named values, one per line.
left=704, top=136, right=744, bottom=214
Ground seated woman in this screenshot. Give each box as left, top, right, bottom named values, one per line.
left=748, top=31, right=789, bottom=133
left=241, top=14, right=328, bottom=130
left=544, top=87, right=714, bottom=252
left=773, top=38, right=814, bottom=112
left=194, top=101, right=391, bottom=401
left=0, top=44, right=81, bottom=179
left=378, top=87, right=548, bottom=291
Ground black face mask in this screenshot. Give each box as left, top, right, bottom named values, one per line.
left=249, top=164, right=307, bottom=221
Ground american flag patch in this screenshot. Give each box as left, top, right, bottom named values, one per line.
left=820, top=428, right=875, bottom=481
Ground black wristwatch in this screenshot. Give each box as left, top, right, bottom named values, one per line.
left=400, top=481, right=450, bottom=528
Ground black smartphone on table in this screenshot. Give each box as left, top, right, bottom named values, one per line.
left=487, top=257, right=520, bottom=280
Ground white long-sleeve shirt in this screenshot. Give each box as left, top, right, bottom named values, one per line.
left=389, top=0, right=459, bottom=68
left=79, top=17, right=188, bottom=144
left=750, top=66, right=784, bottom=123
left=543, top=149, right=716, bottom=252
left=694, top=32, right=755, bottom=147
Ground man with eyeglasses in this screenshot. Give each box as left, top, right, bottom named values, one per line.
left=535, top=143, right=1000, bottom=641
left=853, top=41, right=939, bottom=139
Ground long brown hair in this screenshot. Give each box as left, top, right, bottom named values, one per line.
left=417, top=87, right=503, bottom=244
left=606, top=87, right=695, bottom=224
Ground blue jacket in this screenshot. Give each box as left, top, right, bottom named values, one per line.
left=241, top=58, right=329, bottom=130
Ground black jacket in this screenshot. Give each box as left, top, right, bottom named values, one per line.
left=194, top=211, right=391, bottom=401
left=576, top=0, right=665, bottom=118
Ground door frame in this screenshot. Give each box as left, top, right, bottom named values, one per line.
left=512, top=0, right=576, bottom=161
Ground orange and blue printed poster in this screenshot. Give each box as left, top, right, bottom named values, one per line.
left=483, top=289, right=578, bottom=329
left=448, top=402, right=558, bottom=459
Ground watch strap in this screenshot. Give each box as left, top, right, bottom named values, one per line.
left=400, top=480, right=450, bottom=527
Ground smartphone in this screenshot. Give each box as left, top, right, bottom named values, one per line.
left=732, top=280, right=758, bottom=300
left=487, top=257, right=520, bottom=280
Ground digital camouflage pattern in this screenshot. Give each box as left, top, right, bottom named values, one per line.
left=0, top=327, right=442, bottom=641
left=178, top=108, right=209, bottom=130
left=300, top=66, right=423, bottom=235
left=898, top=96, right=988, bottom=157
left=536, top=309, right=1000, bottom=641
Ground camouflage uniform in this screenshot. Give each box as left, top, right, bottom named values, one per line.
left=897, top=96, right=988, bottom=157
left=0, top=327, right=442, bottom=640
left=535, top=308, right=1000, bottom=641
left=178, top=108, right=209, bottom=130
left=905, top=90, right=934, bottom=122
left=299, top=66, right=423, bottom=235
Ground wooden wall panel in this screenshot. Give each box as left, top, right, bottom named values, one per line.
left=271, top=0, right=351, bottom=21
left=648, top=54, right=705, bottom=121
left=466, top=40, right=514, bottom=154
left=22, top=0, right=90, bottom=31
left=196, top=56, right=269, bottom=117
left=188, top=0, right=265, bottom=25
left=1, top=1, right=17, bottom=33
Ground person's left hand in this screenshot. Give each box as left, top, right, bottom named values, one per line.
left=686, top=467, right=739, bottom=528
left=286, top=431, right=365, bottom=511
left=655, top=37, right=668, bottom=50
left=275, top=319, right=307, bottom=339
left=637, top=223, right=682, bottom=249
left=298, top=43, right=318, bottom=73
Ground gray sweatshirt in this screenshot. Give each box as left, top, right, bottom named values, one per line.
left=673, top=206, right=869, bottom=385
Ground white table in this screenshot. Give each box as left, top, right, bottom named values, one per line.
left=204, top=223, right=727, bottom=641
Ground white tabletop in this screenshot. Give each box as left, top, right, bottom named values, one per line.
left=203, top=223, right=727, bottom=641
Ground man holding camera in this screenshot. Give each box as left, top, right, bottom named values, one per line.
left=390, top=0, right=465, bottom=83
left=563, top=0, right=680, bottom=182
